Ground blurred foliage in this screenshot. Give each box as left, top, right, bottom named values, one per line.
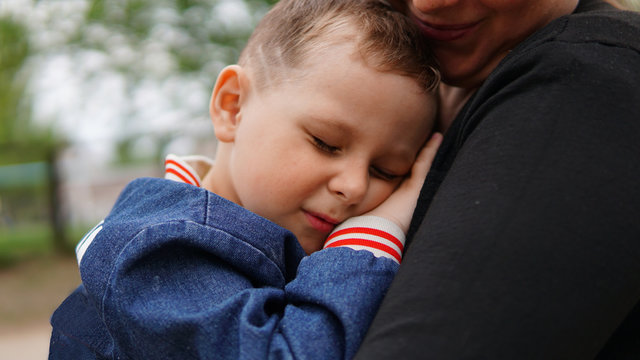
left=620, top=0, right=640, bottom=10
left=0, top=14, right=61, bottom=252
left=0, top=16, right=31, bottom=148
left=0, top=223, right=83, bottom=267
left=78, top=0, right=274, bottom=73
left=0, top=224, right=53, bottom=267
left=73, top=0, right=277, bottom=163
left=0, top=0, right=279, bottom=263
left=2, top=0, right=279, bottom=167
left=0, top=14, right=62, bottom=166
left=0, top=17, right=29, bottom=127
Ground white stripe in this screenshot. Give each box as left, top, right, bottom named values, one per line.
left=165, top=170, right=189, bottom=184
left=76, top=221, right=104, bottom=265
left=76, top=220, right=103, bottom=251
left=324, top=216, right=405, bottom=247
left=323, top=215, right=406, bottom=264
left=323, top=232, right=403, bottom=255
left=165, top=154, right=202, bottom=186
left=165, top=162, right=198, bottom=185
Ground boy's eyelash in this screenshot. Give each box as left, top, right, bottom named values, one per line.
left=310, top=134, right=402, bottom=181
left=312, top=136, right=340, bottom=154
left=370, top=167, right=400, bottom=181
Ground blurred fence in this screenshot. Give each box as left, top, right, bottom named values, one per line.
left=0, top=144, right=164, bottom=265
left=0, top=146, right=66, bottom=262
left=0, top=161, right=58, bottom=234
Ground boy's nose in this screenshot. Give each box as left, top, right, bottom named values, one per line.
left=412, top=0, right=461, bottom=13
left=328, top=164, right=369, bottom=206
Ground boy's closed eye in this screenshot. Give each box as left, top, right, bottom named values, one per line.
left=312, top=136, right=341, bottom=154
left=370, top=166, right=404, bottom=182
left=310, top=134, right=408, bottom=182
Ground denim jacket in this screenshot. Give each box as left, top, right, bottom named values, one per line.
left=49, top=177, right=400, bottom=359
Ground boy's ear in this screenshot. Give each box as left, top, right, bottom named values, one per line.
left=210, top=65, right=248, bottom=143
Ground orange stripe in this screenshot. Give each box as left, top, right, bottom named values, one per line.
left=325, top=238, right=402, bottom=263
left=165, top=159, right=200, bottom=187
left=326, top=227, right=403, bottom=252
left=165, top=168, right=195, bottom=186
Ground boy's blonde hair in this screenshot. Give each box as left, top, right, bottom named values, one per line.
left=239, top=0, right=440, bottom=91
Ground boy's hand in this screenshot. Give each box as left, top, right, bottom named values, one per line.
left=366, top=133, right=442, bottom=234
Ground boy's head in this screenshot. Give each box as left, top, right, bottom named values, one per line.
left=201, top=0, right=440, bottom=254
left=239, top=0, right=439, bottom=92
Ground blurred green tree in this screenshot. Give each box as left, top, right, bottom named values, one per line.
left=0, top=0, right=279, bottom=254
left=0, top=14, right=67, bottom=251
left=61, top=0, right=279, bottom=164
left=0, top=16, right=29, bottom=146
left=620, top=0, right=640, bottom=10
left=0, top=15, right=58, bottom=163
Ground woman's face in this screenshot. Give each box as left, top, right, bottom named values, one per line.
left=405, top=0, right=579, bottom=88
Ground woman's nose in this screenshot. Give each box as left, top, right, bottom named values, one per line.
left=328, top=164, right=369, bottom=206
left=412, top=0, right=461, bottom=13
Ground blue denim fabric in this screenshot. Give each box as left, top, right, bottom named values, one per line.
left=49, top=178, right=398, bottom=359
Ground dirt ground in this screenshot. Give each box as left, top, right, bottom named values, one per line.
left=0, top=255, right=81, bottom=360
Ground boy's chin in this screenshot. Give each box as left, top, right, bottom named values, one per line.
left=298, top=237, right=325, bottom=255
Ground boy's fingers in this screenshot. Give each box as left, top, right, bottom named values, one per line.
left=417, top=132, right=442, bottom=167
left=408, top=132, right=442, bottom=183
left=376, top=133, right=442, bottom=233
left=365, top=133, right=442, bottom=234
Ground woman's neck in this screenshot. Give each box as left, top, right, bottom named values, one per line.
left=436, top=84, right=477, bottom=133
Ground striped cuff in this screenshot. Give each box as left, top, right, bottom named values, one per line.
left=323, top=216, right=406, bottom=264
left=164, top=154, right=202, bottom=187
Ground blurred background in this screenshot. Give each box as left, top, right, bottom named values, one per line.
left=0, top=0, right=639, bottom=358
left=0, top=0, right=275, bottom=357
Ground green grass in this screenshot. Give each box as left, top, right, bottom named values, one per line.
left=0, top=224, right=85, bottom=268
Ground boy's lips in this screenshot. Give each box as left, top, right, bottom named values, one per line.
left=412, top=17, right=481, bottom=42
left=303, top=210, right=339, bottom=234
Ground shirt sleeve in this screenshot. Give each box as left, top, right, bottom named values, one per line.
left=324, top=215, right=406, bottom=264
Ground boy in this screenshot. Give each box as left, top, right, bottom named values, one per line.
left=49, top=0, right=440, bottom=358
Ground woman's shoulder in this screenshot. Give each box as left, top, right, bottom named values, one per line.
left=520, top=8, right=640, bottom=55
left=456, top=8, right=640, bottom=152
left=494, top=8, right=640, bottom=87
left=561, top=9, right=640, bottom=49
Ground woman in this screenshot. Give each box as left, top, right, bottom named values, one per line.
left=356, top=0, right=640, bottom=358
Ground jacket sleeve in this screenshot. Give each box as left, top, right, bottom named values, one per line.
left=355, top=15, right=640, bottom=360
left=77, top=189, right=399, bottom=360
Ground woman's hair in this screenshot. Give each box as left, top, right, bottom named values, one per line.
left=238, top=0, right=440, bottom=92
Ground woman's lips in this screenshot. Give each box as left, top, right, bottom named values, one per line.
left=304, top=211, right=339, bottom=234
left=413, top=17, right=481, bottom=42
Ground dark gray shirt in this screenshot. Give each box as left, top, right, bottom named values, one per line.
left=357, top=1, right=640, bottom=358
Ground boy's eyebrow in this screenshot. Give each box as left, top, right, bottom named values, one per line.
left=307, top=116, right=355, bottom=135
